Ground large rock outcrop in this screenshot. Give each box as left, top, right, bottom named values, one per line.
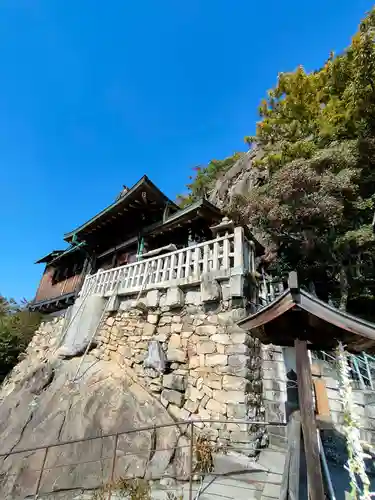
left=0, top=318, right=180, bottom=499
left=209, top=148, right=265, bottom=209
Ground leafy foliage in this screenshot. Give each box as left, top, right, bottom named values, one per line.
left=183, top=7, right=375, bottom=317
left=177, top=153, right=243, bottom=206
left=0, top=296, right=42, bottom=381
left=232, top=8, right=375, bottom=316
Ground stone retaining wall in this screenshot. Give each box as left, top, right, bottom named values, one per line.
left=25, top=313, right=67, bottom=362
left=91, top=286, right=264, bottom=452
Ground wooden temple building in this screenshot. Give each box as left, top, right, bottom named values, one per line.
left=30, top=176, right=226, bottom=313
left=30, top=175, right=375, bottom=498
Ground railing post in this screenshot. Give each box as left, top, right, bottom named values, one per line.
left=189, top=420, right=194, bottom=500
left=230, top=227, right=245, bottom=298
left=34, top=446, right=48, bottom=499
left=107, top=433, right=119, bottom=500
left=193, top=247, right=200, bottom=277
left=233, top=226, right=244, bottom=272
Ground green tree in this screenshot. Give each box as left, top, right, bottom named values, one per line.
left=177, top=153, right=243, bottom=206
left=230, top=8, right=375, bottom=317
left=0, top=295, right=42, bottom=381
left=179, top=8, right=375, bottom=318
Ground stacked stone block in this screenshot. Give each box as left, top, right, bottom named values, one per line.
left=91, top=285, right=264, bottom=451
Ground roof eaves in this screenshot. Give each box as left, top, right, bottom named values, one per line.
left=144, top=198, right=222, bottom=235
left=35, top=250, right=64, bottom=264
left=49, top=242, right=87, bottom=265
left=238, top=287, right=375, bottom=348
left=64, top=175, right=176, bottom=242
left=299, top=289, right=375, bottom=340
left=237, top=290, right=293, bottom=330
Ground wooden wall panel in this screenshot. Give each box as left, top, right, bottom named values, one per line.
left=34, top=266, right=82, bottom=303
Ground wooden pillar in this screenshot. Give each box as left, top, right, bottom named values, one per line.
left=295, top=339, right=325, bottom=500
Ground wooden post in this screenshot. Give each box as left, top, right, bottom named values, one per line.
left=288, top=411, right=301, bottom=500
left=295, top=339, right=325, bottom=500
left=280, top=411, right=301, bottom=500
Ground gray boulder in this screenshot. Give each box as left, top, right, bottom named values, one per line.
left=0, top=356, right=179, bottom=499
left=209, top=147, right=265, bottom=209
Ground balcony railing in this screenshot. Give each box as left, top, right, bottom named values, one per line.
left=80, top=229, right=254, bottom=298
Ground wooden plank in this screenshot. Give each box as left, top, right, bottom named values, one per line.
left=313, top=379, right=330, bottom=418
left=280, top=411, right=301, bottom=500
left=295, top=339, right=325, bottom=500
left=288, top=411, right=301, bottom=500
left=280, top=432, right=291, bottom=500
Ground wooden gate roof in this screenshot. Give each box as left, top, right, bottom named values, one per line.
left=238, top=272, right=375, bottom=354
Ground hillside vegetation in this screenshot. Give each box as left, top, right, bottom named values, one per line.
left=181, top=8, right=375, bottom=318
left=0, top=295, right=42, bottom=381
left=177, top=153, right=244, bottom=207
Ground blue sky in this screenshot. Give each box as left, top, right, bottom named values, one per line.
left=0, top=0, right=373, bottom=301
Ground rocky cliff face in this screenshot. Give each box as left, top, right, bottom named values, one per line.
left=209, top=148, right=265, bottom=210
left=209, top=147, right=274, bottom=261
left=0, top=316, right=181, bottom=499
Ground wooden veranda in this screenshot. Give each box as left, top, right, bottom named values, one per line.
left=238, top=271, right=375, bottom=500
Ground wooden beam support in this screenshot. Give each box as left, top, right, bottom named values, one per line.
left=280, top=411, right=301, bottom=500
left=295, top=339, right=325, bottom=500
left=288, top=412, right=301, bottom=500
left=313, top=379, right=330, bottom=419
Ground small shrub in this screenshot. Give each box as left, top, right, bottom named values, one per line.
left=195, top=435, right=214, bottom=474
left=0, top=296, right=42, bottom=382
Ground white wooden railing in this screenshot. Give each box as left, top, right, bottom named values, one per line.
left=80, top=230, right=254, bottom=298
